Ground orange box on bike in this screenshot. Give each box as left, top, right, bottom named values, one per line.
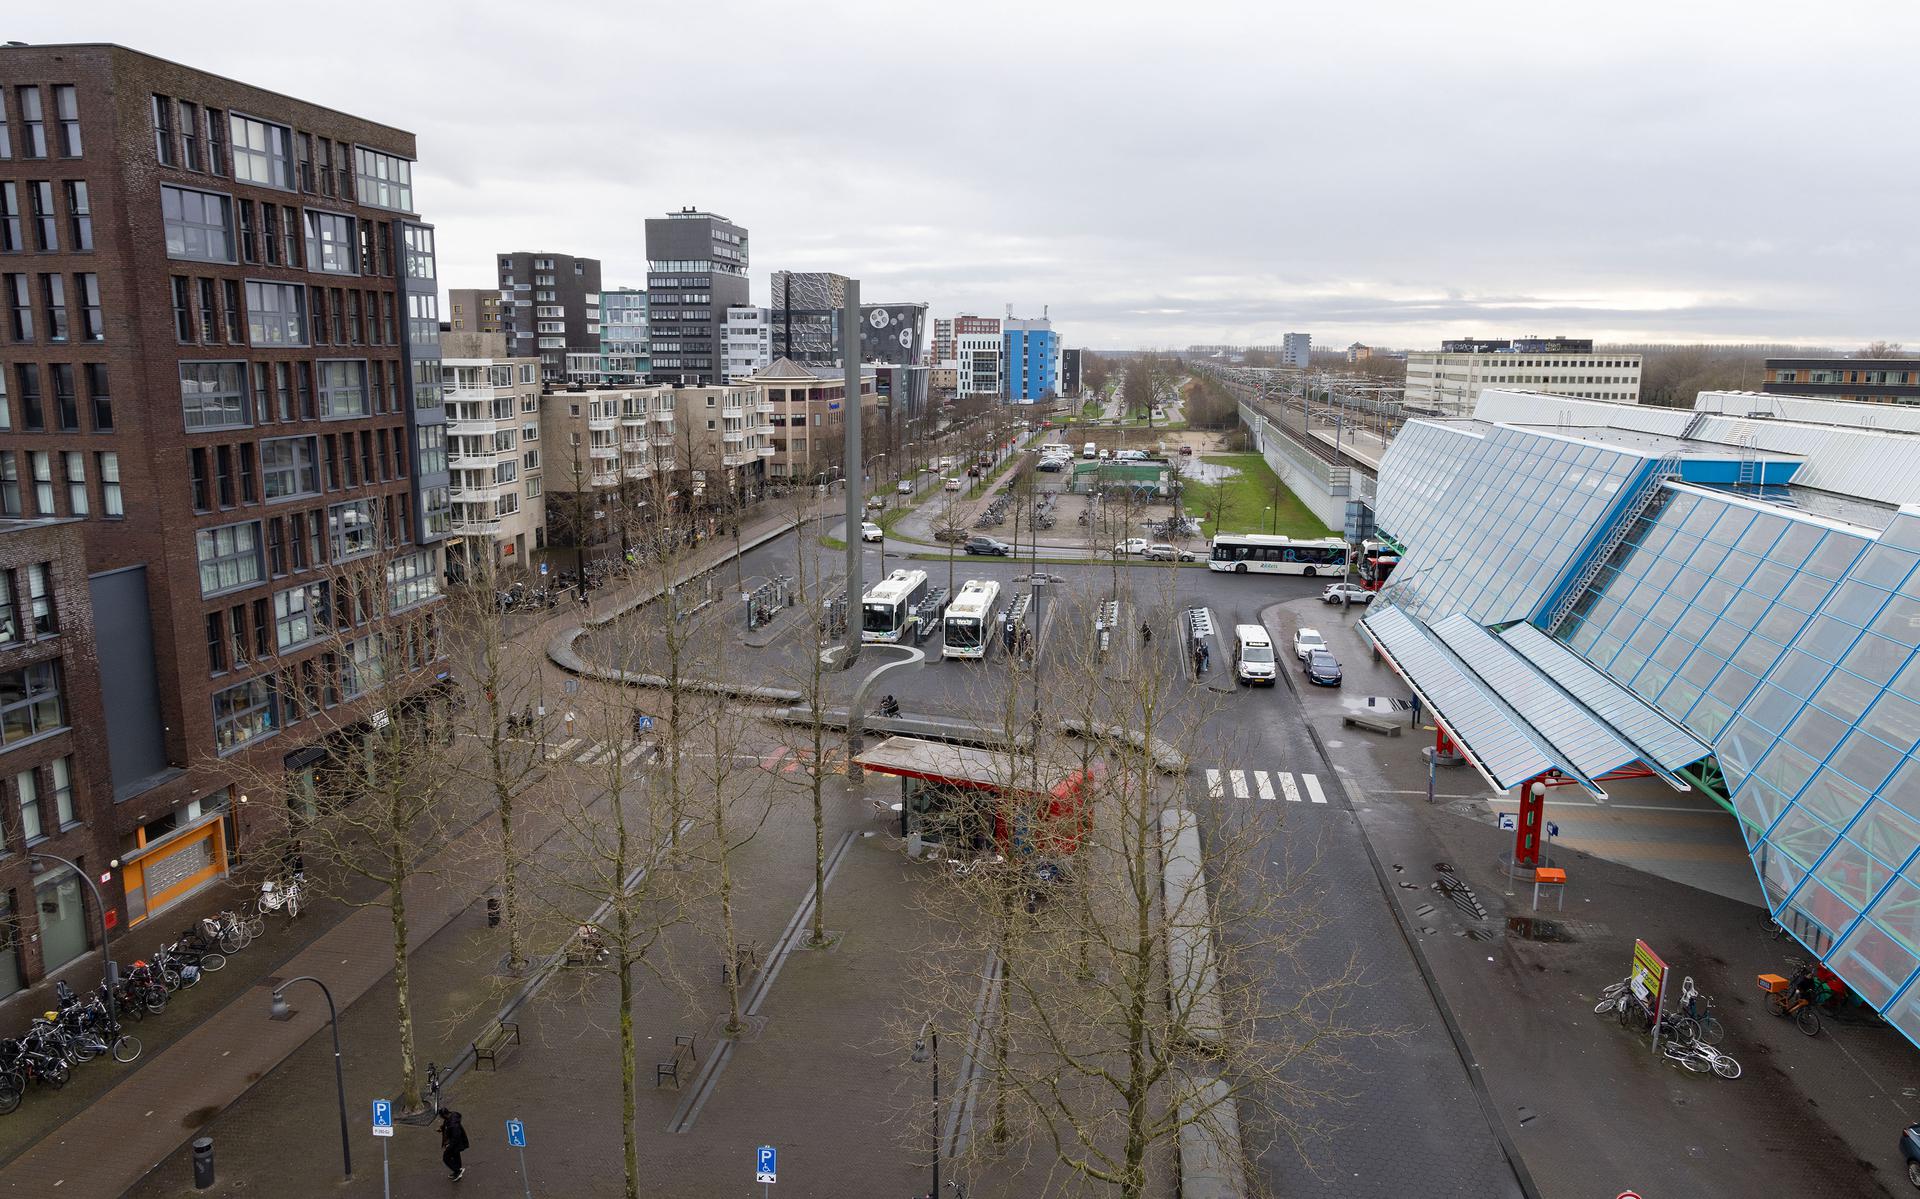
left=1757, top=973, right=1790, bottom=993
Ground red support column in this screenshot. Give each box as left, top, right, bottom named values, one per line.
left=1515, top=778, right=1547, bottom=867
left=1435, top=725, right=1458, bottom=758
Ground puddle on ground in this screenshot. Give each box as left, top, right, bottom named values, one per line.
left=181, top=1104, right=222, bottom=1128
left=1177, top=460, right=1237, bottom=483
left=1505, top=916, right=1575, bottom=943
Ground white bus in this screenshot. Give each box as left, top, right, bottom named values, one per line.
left=1208, top=533, right=1347, bottom=577
left=861, top=568, right=930, bottom=643
left=942, top=579, right=1001, bottom=660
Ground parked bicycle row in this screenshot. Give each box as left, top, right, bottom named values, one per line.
left=0, top=876, right=304, bottom=1116
left=1593, top=974, right=1743, bottom=1080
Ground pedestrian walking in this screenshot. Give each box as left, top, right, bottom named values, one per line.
left=1140, top=621, right=1152, bottom=646
left=439, top=1108, right=469, bottom=1180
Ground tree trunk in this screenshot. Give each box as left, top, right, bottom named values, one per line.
left=716, top=783, right=744, bottom=1036
left=809, top=718, right=827, bottom=947
left=390, top=840, right=420, bottom=1112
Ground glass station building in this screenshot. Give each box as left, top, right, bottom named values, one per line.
left=1359, top=390, right=1920, bottom=1046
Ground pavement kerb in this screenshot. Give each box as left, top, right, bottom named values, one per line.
left=1275, top=637, right=1543, bottom=1199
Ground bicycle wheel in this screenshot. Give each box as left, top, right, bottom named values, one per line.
left=65, top=1037, right=97, bottom=1065
left=197, top=953, right=226, bottom=973
left=44, top=1058, right=69, bottom=1087
left=1696, top=1015, right=1725, bottom=1045
left=1594, top=996, right=1620, bottom=1015
left=1674, top=1049, right=1711, bottom=1073
left=0, top=1071, right=21, bottom=1115
left=112, top=1035, right=141, bottom=1064
left=1795, top=1007, right=1820, bottom=1036
left=1766, top=992, right=1788, bottom=1018
left=1710, top=1053, right=1741, bottom=1080
left=1674, top=1017, right=1701, bottom=1044
left=219, top=930, right=246, bottom=954
left=145, top=988, right=168, bottom=1014
left=245, top=916, right=265, bottom=939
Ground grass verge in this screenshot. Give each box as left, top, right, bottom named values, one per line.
left=1181, top=453, right=1333, bottom=540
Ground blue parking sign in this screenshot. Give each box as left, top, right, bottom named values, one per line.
left=756, top=1144, right=777, bottom=1184
left=371, top=1099, right=393, bottom=1138
left=506, top=1118, right=526, bottom=1148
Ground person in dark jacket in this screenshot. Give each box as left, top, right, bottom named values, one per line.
left=439, top=1108, right=469, bottom=1180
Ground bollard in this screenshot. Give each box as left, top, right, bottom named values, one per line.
left=192, top=1137, right=215, bottom=1189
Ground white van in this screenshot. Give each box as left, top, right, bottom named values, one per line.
left=1083, top=442, right=1097, bottom=459
left=1233, top=624, right=1277, bottom=686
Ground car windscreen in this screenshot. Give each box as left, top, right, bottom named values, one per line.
left=1240, top=645, right=1274, bottom=664
left=1308, top=651, right=1338, bottom=669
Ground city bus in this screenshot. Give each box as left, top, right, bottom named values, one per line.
left=1359, top=539, right=1400, bottom=589
left=1207, top=533, right=1347, bottom=577
left=861, top=568, right=930, bottom=643
left=942, top=579, right=1001, bottom=660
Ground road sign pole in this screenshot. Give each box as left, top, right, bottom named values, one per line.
left=382, top=1139, right=390, bottom=1199
left=518, top=1144, right=532, bottom=1199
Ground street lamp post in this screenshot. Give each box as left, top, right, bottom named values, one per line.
left=270, top=977, right=353, bottom=1181
left=28, top=852, right=118, bottom=1045
left=912, top=1020, right=940, bottom=1199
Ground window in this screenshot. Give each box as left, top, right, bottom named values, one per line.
left=328, top=499, right=375, bottom=560
left=152, top=95, right=176, bottom=164
left=317, top=360, right=368, bottom=419
left=198, top=278, right=218, bottom=343
left=304, top=210, right=356, bottom=274
left=417, top=423, right=446, bottom=475
left=222, top=279, right=243, bottom=344
left=526, top=477, right=542, bottom=500
left=387, top=550, right=438, bottom=610
left=47, top=758, right=75, bottom=830
left=180, top=361, right=249, bottom=430
left=75, top=273, right=101, bottom=341
left=206, top=106, right=226, bottom=174
left=351, top=146, right=414, bottom=210
left=40, top=273, right=66, bottom=341
left=212, top=676, right=276, bottom=753
left=63, top=181, right=91, bottom=251
left=229, top=114, right=292, bottom=188
left=245, top=280, right=306, bottom=346
left=260, top=436, right=318, bottom=500
left=162, top=185, right=235, bottom=263
left=0, top=456, right=18, bottom=518
left=0, top=662, right=64, bottom=747
left=404, top=225, right=435, bottom=279
left=16, top=768, right=43, bottom=842
left=97, top=452, right=121, bottom=516
left=196, top=520, right=262, bottom=595
left=274, top=582, right=327, bottom=649
left=28, top=181, right=55, bottom=250
left=5, top=274, right=31, bottom=341
left=63, top=452, right=86, bottom=515
left=522, top=449, right=539, bottom=471
left=29, top=451, right=51, bottom=514
left=18, top=88, right=46, bottom=159
left=0, top=183, right=19, bottom=251
left=85, top=363, right=111, bottom=429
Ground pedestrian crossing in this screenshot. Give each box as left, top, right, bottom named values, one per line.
left=544, top=737, right=655, bottom=768
left=1203, top=767, right=1330, bottom=804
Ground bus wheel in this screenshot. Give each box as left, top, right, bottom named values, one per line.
left=1234, top=564, right=1247, bottom=574
left=1302, top=567, right=1317, bottom=578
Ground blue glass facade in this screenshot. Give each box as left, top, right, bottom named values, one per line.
left=1368, top=414, right=1920, bottom=1047
left=1003, top=326, right=1058, bottom=403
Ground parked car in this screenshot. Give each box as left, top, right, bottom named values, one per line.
left=964, top=536, right=1012, bottom=556
left=896, top=479, right=914, bottom=495
left=1293, top=627, right=1328, bottom=662
left=966, top=466, right=983, bottom=478
left=944, top=478, right=963, bottom=491
left=1036, top=459, right=1065, bottom=472
left=1304, top=649, right=1344, bottom=686
left=933, top=527, right=969, bottom=544
left=866, top=495, right=886, bottom=510
left=1112, top=538, right=1150, bottom=556
left=1322, top=583, right=1374, bottom=606
left=1179, top=444, right=1194, bottom=456
left=1143, top=543, right=1185, bottom=561
left=1901, top=1123, right=1920, bottom=1187
left=860, top=521, right=883, bottom=542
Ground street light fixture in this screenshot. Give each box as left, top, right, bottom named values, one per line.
left=27, top=852, right=119, bottom=1047
left=269, top=976, right=353, bottom=1181
left=911, top=1019, right=940, bottom=1199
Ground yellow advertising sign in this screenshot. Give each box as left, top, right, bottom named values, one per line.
left=1630, top=939, right=1667, bottom=1009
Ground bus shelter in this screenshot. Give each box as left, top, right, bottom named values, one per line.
left=852, top=735, right=1094, bottom=858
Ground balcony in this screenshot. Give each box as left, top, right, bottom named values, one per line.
left=587, top=412, right=618, bottom=432
left=446, top=413, right=498, bottom=437
left=451, top=514, right=503, bottom=536
left=451, top=480, right=502, bottom=503
left=590, top=470, right=619, bottom=488
left=444, top=384, right=494, bottom=405
left=651, top=408, right=675, bottom=422
left=651, top=429, right=675, bottom=445
left=621, top=436, right=647, bottom=452
left=722, top=430, right=746, bottom=445
left=622, top=461, right=652, bottom=480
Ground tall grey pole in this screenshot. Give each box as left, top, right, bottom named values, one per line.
left=841, top=278, right=863, bottom=667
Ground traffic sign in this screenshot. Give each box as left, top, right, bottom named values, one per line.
left=563, top=678, right=579, bottom=695
left=540, top=561, right=550, bottom=575
left=371, top=1099, right=394, bottom=1138
left=1497, top=813, right=1517, bottom=832
left=1547, top=821, right=1560, bottom=838
left=506, top=1118, right=526, bottom=1148
left=755, top=1144, right=777, bottom=1184
left=636, top=714, right=654, bottom=732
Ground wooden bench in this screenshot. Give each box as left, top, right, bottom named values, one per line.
left=721, top=943, right=761, bottom=987
left=472, top=1020, right=520, bottom=1071
left=655, top=1034, right=697, bottom=1088
left=1342, top=714, right=1402, bottom=737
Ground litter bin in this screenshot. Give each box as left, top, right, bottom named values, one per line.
left=192, top=1137, right=215, bottom=1189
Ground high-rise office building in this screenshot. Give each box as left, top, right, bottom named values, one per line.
left=1403, top=338, right=1642, bottom=414
left=0, top=43, right=450, bottom=966
left=954, top=315, right=1002, bottom=398
left=767, top=272, right=926, bottom=369
left=645, top=209, right=749, bottom=385
left=1003, top=313, right=1060, bottom=404
left=724, top=306, right=772, bottom=381
left=1282, top=332, right=1311, bottom=368
left=599, top=287, right=648, bottom=385
left=439, top=332, right=545, bottom=574
left=494, top=252, right=601, bottom=383
left=930, top=317, right=955, bottom=366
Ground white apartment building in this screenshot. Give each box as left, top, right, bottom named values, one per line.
left=1282, top=332, right=1311, bottom=368
left=440, top=331, right=547, bottom=576
left=956, top=332, right=1003, bottom=398
left=724, top=306, right=773, bottom=381
left=1403, top=338, right=1642, bottom=415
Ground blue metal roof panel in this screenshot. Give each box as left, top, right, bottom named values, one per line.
left=1500, top=623, right=1713, bottom=772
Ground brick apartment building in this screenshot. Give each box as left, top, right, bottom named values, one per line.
left=1763, top=357, right=1920, bottom=405
left=0, top=42, right=449, bottom=996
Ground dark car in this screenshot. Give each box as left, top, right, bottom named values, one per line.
left=933, top=527, right=969, bottom=544
left=1902, top=1123, right=1920, bottom=1187
left=1304, top=649, right=1343, bottom=686
left=964, top=536, right=1012, bottom=556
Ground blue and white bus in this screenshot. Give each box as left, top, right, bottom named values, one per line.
left=1207, top=533, right=1347, bottom=577
left=942, top=579, right=1001, bottom=660
left=861, top=569, right=930, bottom=643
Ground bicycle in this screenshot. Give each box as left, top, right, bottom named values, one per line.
left=1768, top=981, right=1822, bottom=1036
left=425, top=1061, right=445, bottom=1112
left=1675, top=976, right=1725, bottom=1045
left=211, top=909, right=251, bottom=954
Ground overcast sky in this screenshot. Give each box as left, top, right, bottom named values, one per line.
left=19, top=1, right=1920, bottom=350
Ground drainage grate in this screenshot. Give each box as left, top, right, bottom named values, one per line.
left=1435, top=874, right=1489, bottom=921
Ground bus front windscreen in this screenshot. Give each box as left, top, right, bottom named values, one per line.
left=946, top=618, right=982, bottom=648
left=863, top=602, right=901, bottom=634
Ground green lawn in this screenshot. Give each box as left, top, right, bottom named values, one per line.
left=1180, top=453, right=1333, bottom=541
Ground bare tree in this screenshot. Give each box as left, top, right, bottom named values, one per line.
left=772, top=485, right=841, bottom=948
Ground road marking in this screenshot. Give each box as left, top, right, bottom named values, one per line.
left=578, top=745, right=613, bottom=766
left=1304, top=774, right=1328, bottom=804
left=621, top=745, right=646, bottom=765
left=1279, top=773, right=1301, bottom=803
left=1254, top=771, right=1276, bottom=802
left=1205, top=769, right=1223, bottom=799
left=1229, top=770, right=1249, bottom=799
left=546, top=737, right=581, bottom=761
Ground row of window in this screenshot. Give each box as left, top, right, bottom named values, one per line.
left=178, top=357, right=428, bottom=433
left=195, top=491, right=423, bottom=598
left=0, top=180, right=91, bottom=255
left=211, top=613, right=440, bottom=755
left=207, top=549, right=438, bottom=676
left=0, top=447, right=122, bottom=521
left=0, top=85, right=81, bottom=161
left=1, top=362, right=113, bottom=434
left=169, top=273, right=405, bottom=351
left=189, top=424, right=413, bottom=514
left=3, top=271, right=103, bottom=345
left=0, top=662, right=64, bottom=749
left=163, top=185, right=419, bottom=281
left=0, top=565, right=55, bottom=647
left=152, top=94, right=414, bottom=213
left=0, top=755, right=79, bottom=853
